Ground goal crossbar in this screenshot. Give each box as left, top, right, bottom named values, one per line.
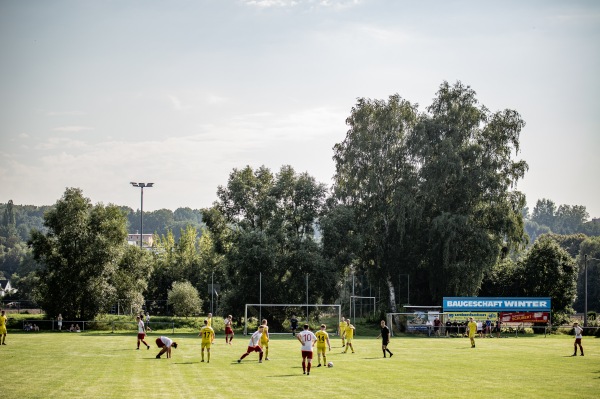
left=244, top=303, right=341, bottom=335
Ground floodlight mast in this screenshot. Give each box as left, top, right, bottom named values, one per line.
left=130, top=182, right=154, bottom=249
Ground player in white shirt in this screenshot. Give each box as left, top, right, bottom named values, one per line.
left=155, top=336, right=178, bottom=359
left=296, top=324, right=317, bottom=375
left=237, top=325, right=264, bottom=363
left=572, top=322, right=584, bottom=356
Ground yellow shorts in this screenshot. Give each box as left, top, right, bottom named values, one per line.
left=0, top=326, right=7, bottom=335
left=201, top=341, right=212, bottom=349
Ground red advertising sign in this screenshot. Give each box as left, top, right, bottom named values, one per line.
left=500, top=312, right=549, bottom=323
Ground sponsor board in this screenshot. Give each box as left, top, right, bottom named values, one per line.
left=443, top=297, right=551, bottom=311
left=500, top=312, right=549, bottom=323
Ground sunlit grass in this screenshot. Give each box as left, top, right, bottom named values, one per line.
left=2, top=331, right=597, bottom=398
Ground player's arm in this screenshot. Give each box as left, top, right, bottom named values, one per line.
left=326, top=337, right=331, bottom=350
left=296, top=334, right=303, bottom=345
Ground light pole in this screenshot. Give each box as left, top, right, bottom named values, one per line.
left=584, top=255, right=600, bottom=328
left=130, top=182, right=153, bottom=249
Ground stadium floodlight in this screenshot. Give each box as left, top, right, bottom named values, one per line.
left=130, top=182, right=154, bottom=249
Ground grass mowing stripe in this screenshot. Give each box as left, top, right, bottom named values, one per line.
left=2, top=332, right=597, bottom=398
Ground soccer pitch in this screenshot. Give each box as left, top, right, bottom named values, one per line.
left=2, top=332, right=597, bottom=398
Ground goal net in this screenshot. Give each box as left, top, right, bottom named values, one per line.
left=244, top=304, right=341, bottom=335
left=349, top=296, right=376, bottom=321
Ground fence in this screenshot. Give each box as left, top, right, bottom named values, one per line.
left=20, top=319, right=176, bottom=333
left=1, top=300, right=42, bottom=314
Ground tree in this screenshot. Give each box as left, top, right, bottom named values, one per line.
left=332, top=81, right=528, bottom=307
left=516, top=236, right=578, bottom=323
left=531, top=199, right=556, bottom=230
left=204, top=165, right=339, bottom=322
left=29, top=188, right=128, bottom=320
left=574, top=236, right=600, bottom=313
left=554, top=205, right=589, bottom=234
left=168, top=281, right=202, bottom=317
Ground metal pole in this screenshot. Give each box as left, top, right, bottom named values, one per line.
left=211, top=272, right=214, bottom=314
left=140, top=185, right=144, bottom=249
left=306, top=274, right=309, bottom=323
left=259, top=272, right=262, bottom=323
left=584, top=255, right=588, bottom=328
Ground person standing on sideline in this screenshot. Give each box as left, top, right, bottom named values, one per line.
left=467, top=317, right=477, bottom=348
left=57, top=314, right=63, bottom=331
left=343, top=319, right=355, bottom=353
left=290, top=315, right=299, bottom=336
left=225, top=315, right=234, bottom=344
left=338, top=317, right=347, bottom=347
left=136, top=315, right=150, bottom=350
left=572, top=322, right=584, bottom=356
left=199, top=319, right=215, bottom=363
left=376, top=320, right=393, bottom=358
left=155, top=336, right=178, bottom=359
left=0, top=310, right=7, bottom=345
left=238, top=325, right=264, bottom=363
left=297, top=324, right=317, bottom=375
left=260, top=319, right=270, bottom=360
left=315, top=324, right=331, bottom=367
left=433, top=316, right=441, bottom=337
left=145, top=312, right=152, bottom=332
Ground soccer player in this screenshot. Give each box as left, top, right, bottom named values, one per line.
left=136, top=315, right=150, bottom=350
left=206, top=313, right=213, bottom=328
left=338, top=317, right=346, bottom=347
left=342, top=319, right=355, bottom=353
left=0, top=310, right=7, bottom=345
left=225, top=315, right=234, bottom=344
left=260, top=319, right=270, bottom=360
left=572, top=322, right=584, bottom=356
left=290, top=315, right=298, bottom=336
left=238, top=325, right=264, bottom=363
left=145, top=312, right=152, bottom=332
left=199, top=318, right=215, bottom=363
left=467, top=317, right=477, bottom=348
left=376, top=320, right=393, bottom=358
left=315, top=324, right=331, bottom=367
left=155, top=336, right=178, bottom=359
left=297, top=324, right=317, bottom=375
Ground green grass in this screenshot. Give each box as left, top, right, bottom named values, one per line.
left=1, top=331, right=598, bottom=398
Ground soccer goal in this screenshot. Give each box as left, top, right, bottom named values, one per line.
left=244, top=303, right=341, bottom=335
left=349, top=295, right=376, bottom=321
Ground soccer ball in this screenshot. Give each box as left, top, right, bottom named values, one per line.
left=327, top=361, right=334, bottom=368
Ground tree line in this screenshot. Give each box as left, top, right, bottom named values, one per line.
left=1, top=81, right=599, bottom=325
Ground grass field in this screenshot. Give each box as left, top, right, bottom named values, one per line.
left=1, top=330, right=598, bottom=398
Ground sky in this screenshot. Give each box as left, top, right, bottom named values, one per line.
left=1, top=0, right=599, bottom=218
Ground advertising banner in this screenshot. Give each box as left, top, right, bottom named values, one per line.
left=446, top=312, right=498, bottom=322
left=500, top=312, right=549, bottom=323
left=443, top=297, right=551, bottom=312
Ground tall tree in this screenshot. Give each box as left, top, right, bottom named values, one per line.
left=531, top=199, right=556, bottom=230
left=332, top=81, right=528, bottom=307
left=29, top=188, right=128, bottom=320
left=204, top=165, right=338, bottom=323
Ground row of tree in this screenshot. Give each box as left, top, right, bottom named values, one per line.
left=2, top=81, right=599, bottom=324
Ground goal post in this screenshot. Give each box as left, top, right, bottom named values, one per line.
left=244, top=304, right=341, bottom=335
left=349, top=296, right=376, bottom=321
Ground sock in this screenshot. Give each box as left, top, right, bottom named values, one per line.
left=302, top=361, right=306, bottom=372
left=208, top=352, right=211, bottom=362
left=383, top=349, right=386, bottom=357
left=307, top=362, right=311, bottom=373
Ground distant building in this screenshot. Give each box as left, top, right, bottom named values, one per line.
left=127, top=233, right=154, bottom=248
left=0, top=279, right=15, bottom=297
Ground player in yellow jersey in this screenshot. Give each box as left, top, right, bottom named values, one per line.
left=260, top=319, right=270, bottom=360
left=198, top=319, right=215, bottom=362
left=315, top=324, right=331, bottom=367
left=206, top=313, right=213, bottom=327
left=343, top=319, right=355, bottom=353
left=0, top=310, right=7, bottom=345
left=338, top=317, right=346, bottom=347
left=467, top=317, right=477, bottom=348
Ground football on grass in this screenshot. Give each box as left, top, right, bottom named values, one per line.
left=327, top=361, right=334, bottom=368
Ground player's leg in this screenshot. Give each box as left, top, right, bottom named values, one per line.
left=207, top=347, right=211, bottom=363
